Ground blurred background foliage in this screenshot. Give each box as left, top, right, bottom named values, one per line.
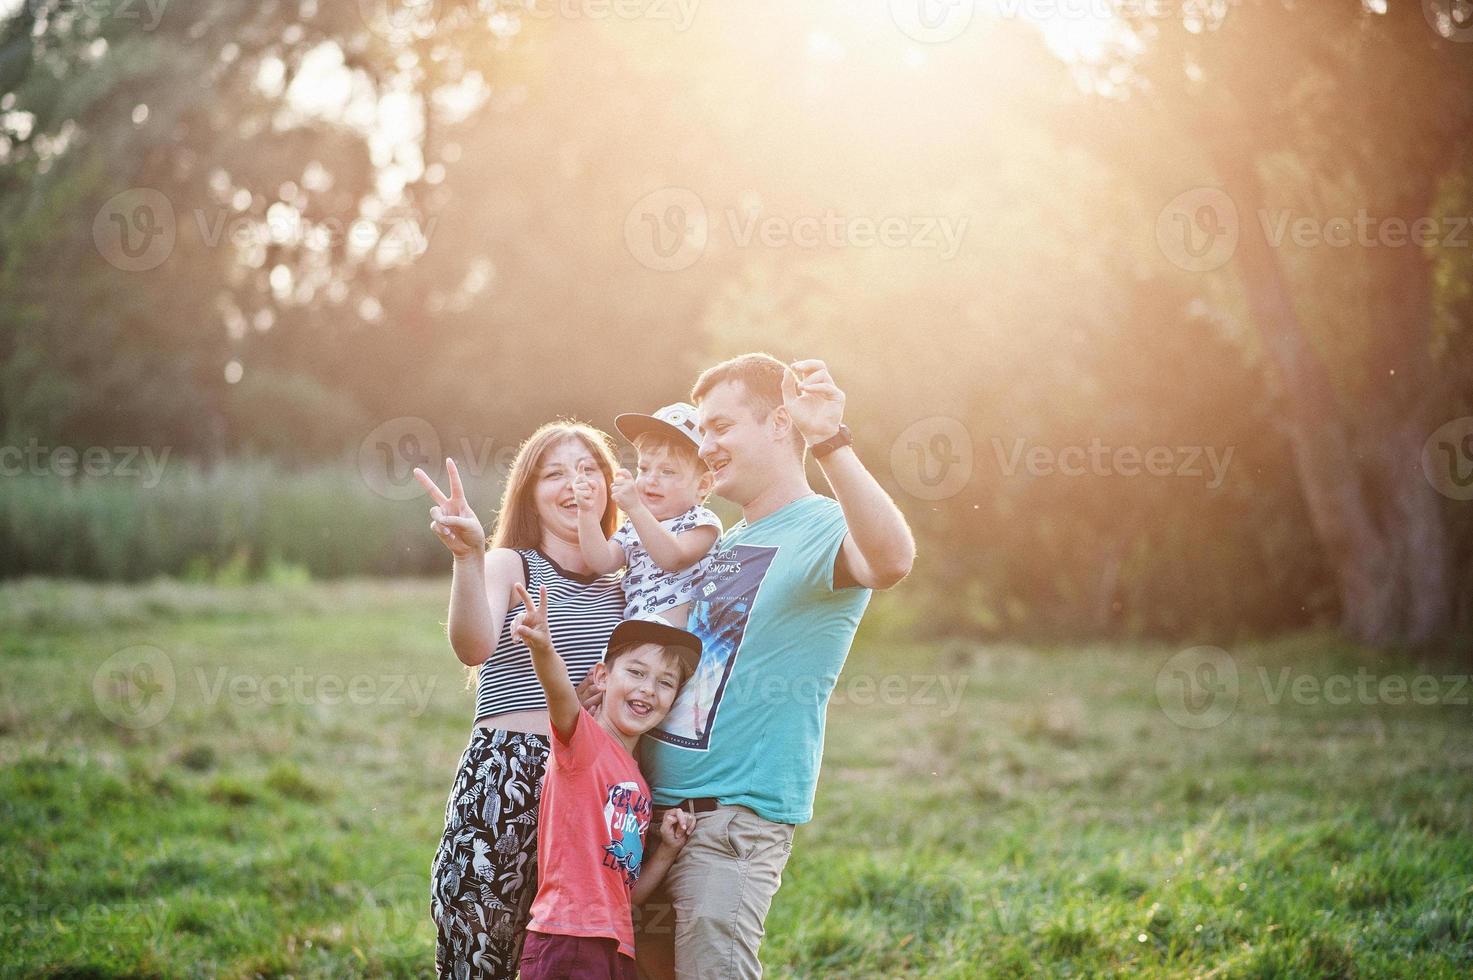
left=1, top=0, right=1470, bottom=647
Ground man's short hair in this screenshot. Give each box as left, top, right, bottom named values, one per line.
left=691, top=352, right=804, bottom=455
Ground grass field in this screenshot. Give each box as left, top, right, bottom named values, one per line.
left=2, top=578, right=1471, bottom=978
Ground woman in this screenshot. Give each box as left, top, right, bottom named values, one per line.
left=417, top=421, right=626, bottom=980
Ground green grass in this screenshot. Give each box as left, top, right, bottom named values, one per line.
left=0, top=460, right=476, bottom=582
left=1, top=580, right=1470, bottom=978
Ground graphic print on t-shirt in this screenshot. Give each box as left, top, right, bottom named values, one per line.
left=602, top=780, right=651, bottom=888
left=614, top=506, right=722, bottom=620
left=646, top=543, right=777, bottom=750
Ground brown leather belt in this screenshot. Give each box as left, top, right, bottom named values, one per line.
left=656, top=797, right=722, bottom=815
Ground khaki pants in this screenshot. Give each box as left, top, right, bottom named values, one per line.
left=635, top=805, right=795, bottom=980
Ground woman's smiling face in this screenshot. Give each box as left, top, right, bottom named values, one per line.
left=534, top=437, right=607, bottom=543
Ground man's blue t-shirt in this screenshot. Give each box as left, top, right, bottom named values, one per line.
left=642, top=494, right=871, bottom=824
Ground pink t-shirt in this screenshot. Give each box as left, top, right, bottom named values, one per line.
left=527, top=706, right=652, bottom=959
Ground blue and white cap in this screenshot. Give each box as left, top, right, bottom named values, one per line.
left=614, top=401, right=704, bottom=450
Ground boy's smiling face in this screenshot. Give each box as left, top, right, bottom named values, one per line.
left=634, top=440, right=712, bottom=521
left=595, top=642, right=684, bottom=740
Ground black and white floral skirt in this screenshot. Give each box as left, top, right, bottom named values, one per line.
left=430, top=727, right=549, bottom=980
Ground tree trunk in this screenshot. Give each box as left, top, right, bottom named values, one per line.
left=1210, top=150, right=1451, bottom=646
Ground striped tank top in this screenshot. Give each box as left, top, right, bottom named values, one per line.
left=473, top=548, right=626, bottom=723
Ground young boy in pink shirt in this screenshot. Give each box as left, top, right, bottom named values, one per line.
left=510, top=582, right=701, bottom=979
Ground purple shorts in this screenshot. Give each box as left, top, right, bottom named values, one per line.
left=519, top=931, right=638, bottom=980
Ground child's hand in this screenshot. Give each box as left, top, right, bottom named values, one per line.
left=511, top=583, right=554, bottom=657
left=574, top=669, right=605, bottom=712
left=573, top=474, right=600, bottom=514
left=610, top=468, right=641, bottom=513
left=659, top=808, right=696, bottom=851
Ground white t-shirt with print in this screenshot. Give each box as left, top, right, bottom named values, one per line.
left=612, top=505, right=723, bottom=620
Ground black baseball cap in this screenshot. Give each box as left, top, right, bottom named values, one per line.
left=606, top=618, right=703, bottom=675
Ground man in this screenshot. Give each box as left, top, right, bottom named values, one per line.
left=635, top=353, right=916, bottom=979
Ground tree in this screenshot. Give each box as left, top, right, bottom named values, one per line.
left=0, top=0, right=511, bottom=456
left=1102, top=0, right=1473, bottom=645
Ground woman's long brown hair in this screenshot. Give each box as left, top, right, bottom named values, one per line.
left=489, top=420, right=619, bottom=551
left=466, top=421, right=619, bottom=690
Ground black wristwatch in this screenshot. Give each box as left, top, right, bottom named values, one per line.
left=810, top=424, right=853, bottom=459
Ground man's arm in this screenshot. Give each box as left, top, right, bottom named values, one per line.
left=819, top=447, right=916, bottom=591
left=783, top=359, right=915, bottom=591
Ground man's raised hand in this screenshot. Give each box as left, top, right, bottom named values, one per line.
left=782, top=358, right=846, bottom=445
left=414, top=457, right=486, bottom=559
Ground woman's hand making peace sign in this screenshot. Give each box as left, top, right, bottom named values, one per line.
left=413, top=457, right=486, bottom=559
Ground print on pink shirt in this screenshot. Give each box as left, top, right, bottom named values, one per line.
left=602, top=781, right=651, bottom=888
